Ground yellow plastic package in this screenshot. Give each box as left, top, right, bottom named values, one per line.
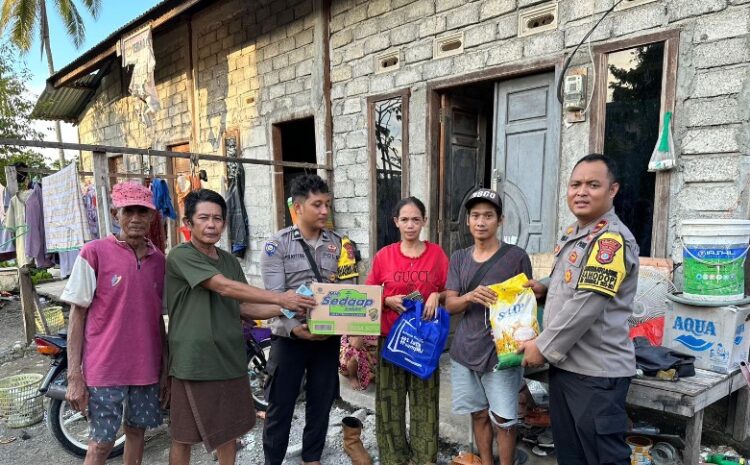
left=487, top=273, right=539, bottom=370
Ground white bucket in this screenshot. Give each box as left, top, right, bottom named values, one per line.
left=681, top=219, right=750, bottom=302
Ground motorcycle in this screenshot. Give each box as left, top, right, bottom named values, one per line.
left=34, top=327, right=272, bottom=458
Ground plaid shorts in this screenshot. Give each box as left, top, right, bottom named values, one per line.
left=87, top=384, right=163, bottom=443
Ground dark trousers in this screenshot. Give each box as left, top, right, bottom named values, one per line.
left=262, top=335, right=340, bottom=465
left=549, top=366, right=632, bottom=465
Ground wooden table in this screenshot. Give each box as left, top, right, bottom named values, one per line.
left=525, top=368, right=749, bottom=465
left=628, top=369, right=748, bottom=465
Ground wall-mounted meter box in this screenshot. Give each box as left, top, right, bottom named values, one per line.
left=563, top=75, right=586, bottom=112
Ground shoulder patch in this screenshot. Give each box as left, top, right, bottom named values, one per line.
left=264, top=240, right=279, bottom=256
left=576, top=232, right=626, bottom=298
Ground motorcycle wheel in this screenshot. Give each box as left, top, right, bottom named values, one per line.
left=248, top=343, right=271, bottom=411
left=47, top=398, right=126, bottom=458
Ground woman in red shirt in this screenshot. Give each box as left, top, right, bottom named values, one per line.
left=366, top=196, right=449, bottom=465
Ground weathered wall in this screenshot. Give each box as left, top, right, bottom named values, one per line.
left=190, top=0, right=317, bottom=281
left=329, top=0, right=750, bottom=264
left=77, top=0, right=318, bottom=283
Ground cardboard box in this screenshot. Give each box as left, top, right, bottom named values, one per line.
left=663, top=294, right=750, bottom=374
left=308, top=283, right=382, bottom=336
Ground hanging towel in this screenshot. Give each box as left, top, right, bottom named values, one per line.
left=151, top=178, right=176, bottom=220
left=25, top=184, right=54, bottom=268
left=5, top=190, right=33, bottom=266
left=42, top=163, right=91, bottom=252
left=226, top=167, right=248, bottom=258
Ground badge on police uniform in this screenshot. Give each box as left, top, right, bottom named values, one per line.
left=576, top=232, right=626, bottom=297
left=265, top=240, right=278, bottom=256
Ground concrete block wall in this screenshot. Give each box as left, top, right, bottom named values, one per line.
left=329, top=0, right=750, bottom=263
left=190, top=0, right=317, bottom=282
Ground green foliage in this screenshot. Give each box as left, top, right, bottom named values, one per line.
left=0, top=41, right=47, bottom=186
left=0, top=0, right=101, bottom=53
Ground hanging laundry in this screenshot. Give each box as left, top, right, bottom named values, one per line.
left=151, top=178, right=176, bottom=220
left=4, top=190, right=33, bottom=266
left=0, top=185, right=16, bottom=254
left=176, top=173, right=202, bottom=212
left=82, top=184, right=99, bottom=239
left=42, top=163, right=91, bottom=253
left=146, top=210, right=166, bottom=252
left=58, top=249, right=80, bottom=278
left=217, top=174, right=230, bottom=252
left=25, top=184, right=54, bottom=268
left=226, top=166, right=249, bottom=258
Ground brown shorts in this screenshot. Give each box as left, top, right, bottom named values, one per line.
left=170, top=376, right=256, bottom=452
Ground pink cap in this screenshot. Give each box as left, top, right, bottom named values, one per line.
left=111, top=182, right=155, bottom=210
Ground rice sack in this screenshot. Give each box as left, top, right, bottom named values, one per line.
left=487, top=273, right=539, bottom=370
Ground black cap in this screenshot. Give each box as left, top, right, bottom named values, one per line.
left=464, top=188, right=503, bottom=213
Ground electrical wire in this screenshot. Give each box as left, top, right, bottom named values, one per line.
left=556, top=0, right=625, bottom=104
left=581, top=34, right=596, bottom=115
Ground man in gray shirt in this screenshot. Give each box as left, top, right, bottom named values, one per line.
left=520, top=154, right=639, bottom=465
left=445, top=188, right=532, bottom=465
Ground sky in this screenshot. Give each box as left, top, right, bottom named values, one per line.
left=4, top=0, right=156, bottom=162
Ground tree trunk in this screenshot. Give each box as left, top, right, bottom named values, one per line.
left=40, top=0, right=65, bottom=167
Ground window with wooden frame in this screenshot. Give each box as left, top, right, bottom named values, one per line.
left=589, top=30, right=679, bottom=258
left=368, top=90, right=410, bottom=253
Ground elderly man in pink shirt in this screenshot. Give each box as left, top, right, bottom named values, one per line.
left=61, top=182, right=167, bottom=465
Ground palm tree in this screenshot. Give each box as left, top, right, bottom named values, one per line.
left=0, top=0, right=101, bottom=166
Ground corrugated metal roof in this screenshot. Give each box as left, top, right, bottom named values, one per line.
left=34, top=0, right=209, bottom=122
left=31, top=72, right=106, bottom=123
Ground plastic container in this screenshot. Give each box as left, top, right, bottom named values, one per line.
left=0, top=373, right=44, bottom=428
left=681, top=220, right=750, bottom=302
left=627, top=436, right=653, bottom=465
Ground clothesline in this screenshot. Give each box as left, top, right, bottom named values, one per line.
left=15, top=166, right=178, bottom=180
left=0, top=139, right=332, bottom=170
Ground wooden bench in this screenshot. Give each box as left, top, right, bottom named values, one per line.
left=526, top=368, right=749, bottom=465
left=628, top=369, right=749, bottom=465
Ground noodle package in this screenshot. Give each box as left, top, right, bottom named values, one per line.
left=487, top=273, right=539, bottom=370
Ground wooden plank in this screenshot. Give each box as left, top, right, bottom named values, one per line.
left=92, top=151, right=112, bottom=238
left=18, top=267, right=36, bottom=344
left=627, top=383, right=695, bottom=417
left=684, top=409, right=704, bottom=465
left=0, top=139, right=332, bottom=170
left=732, top=387, right=750, bottom=441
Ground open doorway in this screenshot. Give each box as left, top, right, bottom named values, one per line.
left=272, top=117, right=317, bottom=228
left=436, top=72, right=561, bottom=258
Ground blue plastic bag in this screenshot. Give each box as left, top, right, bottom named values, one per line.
left=382, top=299, right=450, bottom=380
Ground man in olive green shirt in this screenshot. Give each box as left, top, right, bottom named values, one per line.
left=166, top=189, right=315, bottom=465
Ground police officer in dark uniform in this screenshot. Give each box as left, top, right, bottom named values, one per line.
left=519, top=154, right=639, bottom=465
left=261, top=174, right=349, bottom=465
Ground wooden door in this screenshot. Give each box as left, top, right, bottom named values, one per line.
left=438, top=94, right=487, bottom=258
left=493, top=73, right=561, bottom=253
